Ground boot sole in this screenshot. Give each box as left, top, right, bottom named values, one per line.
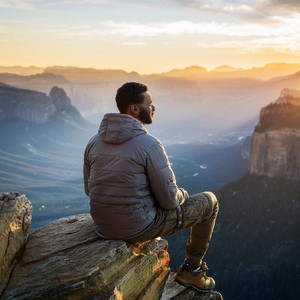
left=175, top=277, right=214, bottom=293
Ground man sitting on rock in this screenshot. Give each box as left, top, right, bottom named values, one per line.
left=83, top=82, right=219, bottom=292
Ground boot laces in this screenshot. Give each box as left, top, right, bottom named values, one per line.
left=181, top=261, right=209, bottom=277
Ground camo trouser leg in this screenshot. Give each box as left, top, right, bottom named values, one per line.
left=127, top=192, right=219, bottom=267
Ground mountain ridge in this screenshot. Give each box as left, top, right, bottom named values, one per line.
left=1, top=62, right=300, bottom=80
left=0, top=84, right=84, bottom=125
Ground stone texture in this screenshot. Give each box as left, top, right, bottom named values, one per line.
left=1, top=214, right=170, bottom=300
left=0, top=192, right=32, bottom=295
left=249, top=89, right=300, bottom=180
left=241, top=136, right=252, bottom=160
left=250, top=129, right=300, bottom=179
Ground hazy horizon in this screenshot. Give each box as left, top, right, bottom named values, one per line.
left=1, top=61, right=300, bottom=75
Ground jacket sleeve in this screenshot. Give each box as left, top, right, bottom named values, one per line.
left=146, top=140, right=189, bottom=210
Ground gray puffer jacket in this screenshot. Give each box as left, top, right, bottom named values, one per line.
left=84, top=113, right=188, bottom=240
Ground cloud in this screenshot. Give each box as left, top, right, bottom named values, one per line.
left=120, top=41, right=146, bottom=46
left=174, top=0, right=253, bottom=13
left=3, top=0, right=300, bottom=55
left=269, top=0, right=300, bottom=8
left=0, top=0, right=109, bottom=10
left=86, top=19, right=299, bottom=38
left=0, top=0, right=38, bottom=9
left=44, top=0, right=109, bottom=6
left=173, top=0, right=300, bottom=20
left=58, top=14, right=300, bottom=56
left=45, top=17, right=299, bottom=56
left=3, top=0, right=300, bottom=14
left=197, top=36, right=300, bottom=54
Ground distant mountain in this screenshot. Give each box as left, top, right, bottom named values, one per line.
left=270, top=70, right=300, bottom=86
left=0, top=64, right=299, bottom=144
left=0, top=84, right=94, bottom=230
left=0, top=84, right=84, bottom=125
left=1, top=62, right=300, bottom=80
left=155, top=63, right=300, bottom=80
left=43, top=66, right=142, bottom=84
left=159, top=65, right=207, bottom=78
left=245, top=63, right=300, bottom=79
left=211, top=65, right=243, bottom=73
left=0, top=73, right=69, bottom=95
left=0, top=65, right=44, bottom=75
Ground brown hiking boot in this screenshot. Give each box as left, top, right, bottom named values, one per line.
left=175, top=262, right=215, bottom=292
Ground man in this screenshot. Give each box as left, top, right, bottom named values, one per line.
left=84, top=82, right=219, bottom=292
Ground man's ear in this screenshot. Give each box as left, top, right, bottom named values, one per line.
left=128, top=104, right=140, bottom=117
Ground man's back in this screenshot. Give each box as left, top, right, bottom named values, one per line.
left=84, top=113, right=167, bottom=239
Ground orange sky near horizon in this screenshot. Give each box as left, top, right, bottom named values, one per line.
left=1, top=1, right=300, bottom=74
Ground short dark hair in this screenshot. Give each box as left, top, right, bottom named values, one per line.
left=115, top=82, right=148, bottom=113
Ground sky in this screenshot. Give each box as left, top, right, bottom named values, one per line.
left=1, top=0, right=300, bottom=74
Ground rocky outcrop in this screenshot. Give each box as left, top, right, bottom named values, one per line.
left=279, top=88, right=300, bottom=104
left=0, top=85, right=55, bottom=123
left=249, top=89, right=300, bottom=180
left=0, top=194, right=223, bottom=299
left=250, top=129, right=300, bottom=179
left=0, top=84, right=83, bottom=124
left=0, top=193, right=32, bottom=295
left=49, top=86, right=84, bottom=124
left=241, top=136, right=252, bottom=160
left=1, top=214, right=170, bottom=300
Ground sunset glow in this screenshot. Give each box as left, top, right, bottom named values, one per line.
left=1, top=0, right=300, bottom=73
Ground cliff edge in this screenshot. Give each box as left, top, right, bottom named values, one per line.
left=0, top=193, right=223, bottom=300
left=0, top=84, right=83, bottom=124
left=1, top=214, right=170, bottom=300
left=249, top=89, right=300, bottom=180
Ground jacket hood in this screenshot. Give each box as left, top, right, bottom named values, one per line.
left=99, top=113, right=147, bottom=144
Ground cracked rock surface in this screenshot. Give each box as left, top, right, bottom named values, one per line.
left=1, top=214, right=170, bottom=300
left=0, top=192, right=32, bottom=295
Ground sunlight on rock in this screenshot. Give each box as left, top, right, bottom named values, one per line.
left=9, top=221, right=20, bottom=232
left=113, top=287, right=123, bottom=300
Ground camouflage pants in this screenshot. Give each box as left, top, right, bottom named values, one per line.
left=127, top=192, right=219, bottom=267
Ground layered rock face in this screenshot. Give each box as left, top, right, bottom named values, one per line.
left=1, top=214, right=170, bottom=300
left=0, top=193, right=32, bottom=295
left=0, top=84, right=83, bottom=124
left=249, top=89, right=300, bottom=179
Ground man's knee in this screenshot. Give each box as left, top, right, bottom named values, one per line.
left=202, top=191, right=219, bottom=217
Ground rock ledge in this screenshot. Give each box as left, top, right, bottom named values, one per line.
left=1, top=214, right=170, bottom=300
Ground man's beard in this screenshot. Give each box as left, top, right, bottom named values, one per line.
left=138, top=107, right=153, bottom=124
